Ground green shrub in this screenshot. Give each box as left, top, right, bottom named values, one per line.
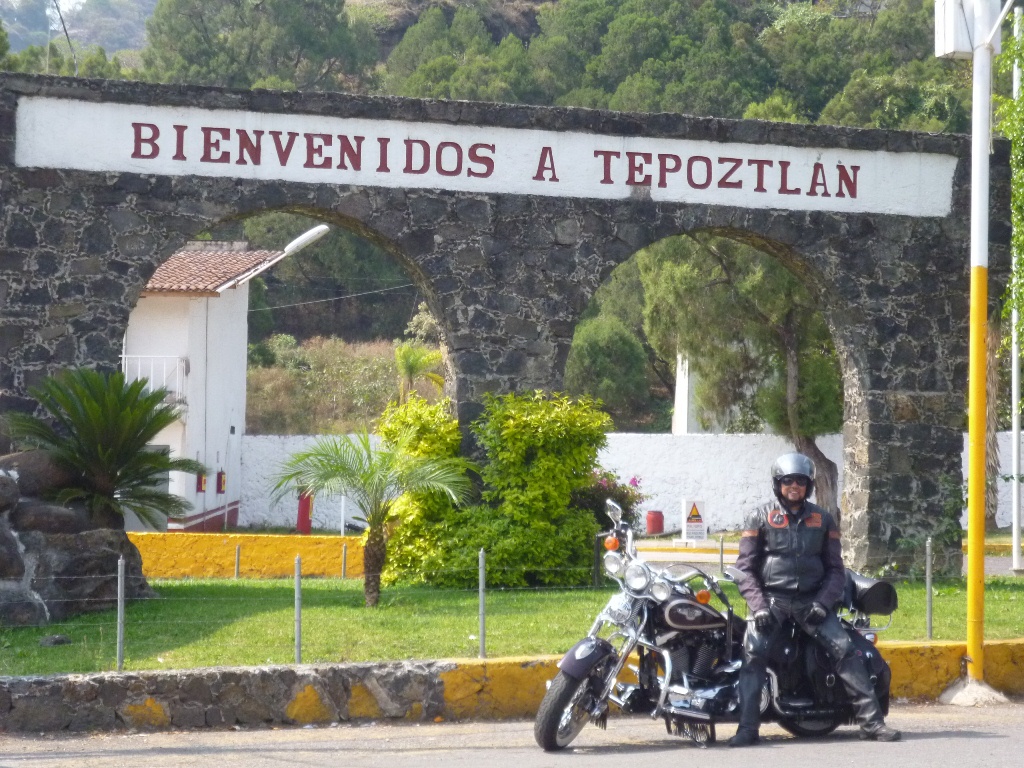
left=564, top=314, right=650, bottom=417
left=380, top=391, right=613, bottom=588
left=570, top=469, right=648, bottom=531
left=379, top=396, right=464, bottom=586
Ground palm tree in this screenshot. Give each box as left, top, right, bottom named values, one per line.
left=3, top=368, right=205, bottom=529
left=274, top=430, right=473, bottom=606
left=394, top=342, right=444, bottom=404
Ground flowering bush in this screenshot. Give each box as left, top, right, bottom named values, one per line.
left=570, top=469, right=648, bottom=531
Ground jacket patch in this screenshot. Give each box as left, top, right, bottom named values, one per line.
left=768, top=509, right=789, bottom=528
left=805, top=512, right=822, bottom=527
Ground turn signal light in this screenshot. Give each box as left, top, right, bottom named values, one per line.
left=863, top=633, right=878, bottom=645
left=695, top=589, right=711, bottom=604
left=604, top=536, right=620, bottom=551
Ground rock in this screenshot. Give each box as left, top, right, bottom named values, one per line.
left=10, top=500, right=91, bottom=534
left=39, top=634, right=72, bottom=647
left=4, top=529, right=156, bottom=624
left=0, top=474, right=18, bottom=511
left=0, top=451, right=77, bottom=498
left=0, top=524, right=24, bottom=578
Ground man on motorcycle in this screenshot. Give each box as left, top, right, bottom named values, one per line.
left=727, top=452, right=901, bottom=747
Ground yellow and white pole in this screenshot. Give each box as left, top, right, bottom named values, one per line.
left=968, top=0, right=1001, bottom=682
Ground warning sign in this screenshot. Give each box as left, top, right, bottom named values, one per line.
left=682, top=500, right=707, bottom=543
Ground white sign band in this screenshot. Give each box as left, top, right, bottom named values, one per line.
left=15, top=97, right=957, bottom=217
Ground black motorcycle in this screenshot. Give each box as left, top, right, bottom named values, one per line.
left=534, top=500, right=897, bottom=750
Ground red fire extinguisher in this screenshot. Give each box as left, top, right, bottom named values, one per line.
left=216, top=470, right=227, bottom=494
left=296, top=491, right=313, bottom=535
left=196, top=473, right=207, bottom=493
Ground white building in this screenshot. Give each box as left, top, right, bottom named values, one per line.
left=121, top=241, right=286, bottom=531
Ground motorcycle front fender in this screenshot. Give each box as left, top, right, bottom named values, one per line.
left=558, top=637, right=617, bottom=680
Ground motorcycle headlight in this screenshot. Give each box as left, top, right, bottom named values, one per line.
left=624, top=562, right=651, bottom=591
left=650, top=580, right=672, bottom=602
left=603, top=551, right=625, bottom=578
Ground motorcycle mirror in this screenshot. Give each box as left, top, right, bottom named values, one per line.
left=605, top=499, right=623, bottom=524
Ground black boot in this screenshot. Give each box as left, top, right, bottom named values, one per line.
left=728, top=727, right=761, bottom=747
left=836, top=654, right=885, bottom=727
left=860, top=723, right=901, bottom=742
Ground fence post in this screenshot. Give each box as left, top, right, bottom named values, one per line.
left=116, top=555, right=125, bottom=672
left=295, top=555, right=302, bottom=664
left=478, top=548, right=486, bottom=659
left=719, top=535, right=725, bottom=574
left=925, top=537, right=933, bottom=640
left=234, top=545, right=241, bottom=579
left=593, top=534, right=603, bottom=587
left=342, top=543, right=348, bottom=579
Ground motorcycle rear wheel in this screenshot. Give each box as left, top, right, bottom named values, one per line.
left=534, top=671, right=600, bottom=751
left=778, top=716, right=842, bottom=738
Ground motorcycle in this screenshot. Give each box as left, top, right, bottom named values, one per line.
left=534, top=500, right=897, bottom=751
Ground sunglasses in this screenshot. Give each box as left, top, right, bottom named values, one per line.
left=779, top=475, right=809, bottom=487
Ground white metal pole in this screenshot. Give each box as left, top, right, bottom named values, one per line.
left=1014, top=8, right=1023, bottom=575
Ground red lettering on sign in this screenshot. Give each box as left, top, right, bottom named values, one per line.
left=626, top=151, right=652, bottom=186
left=376, top=137, right=390, bottom=173
left=658, top=154, right=681, bottom=188
left=687, top=156, right=712, bottom=189
left=594, top=150, right=620, bottom=185
left=270, top=131, right=298, bottom=165
left=404, top=139, right=430, bottom=174
left=468, top=143, right=495, bottom=178
left=201, top=127, right=230, bottom=163
left=337, top=135, right=363, bottom=171
left=235, top=129, right=263, bottom=166
left=304, top=133, right=332, bottom=169
left=172, top=125, right=187, bottom=161
left=837, top=164, right=859, bottom=198
left=747, top=159, right=773, bottom=192
left=131, top=123, right=160, bottom=159
left=436, top=141, right=463, bottom=177
left=533, top=146, right=558, bottom=181
left=807, top=162, right=830, bottom=197
left=717, top=157, right=743, bottom=189
left=778, top=160, right=801, bottom=195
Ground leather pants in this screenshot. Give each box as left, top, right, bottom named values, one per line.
left=735, top=597, right=884, bottom=733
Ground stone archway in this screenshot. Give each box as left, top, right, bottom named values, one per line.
left=0, top=73, right=1010, bottom=571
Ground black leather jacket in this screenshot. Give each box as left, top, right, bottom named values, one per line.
left=734, top=499, right=846, bottom=615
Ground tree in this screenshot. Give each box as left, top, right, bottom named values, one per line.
left=639, top=234, right=844, bottom=513
left=3, top=369, right=205, bottom=529
left=393, top=341, right=443, bottom=404
left=142, top=0, right=378, bottom=90
left=274, top=430, right=473, bottom=606
left=564, top=314, right=649, bottom=421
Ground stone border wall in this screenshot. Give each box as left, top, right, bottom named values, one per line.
left=1, top=642, right=1022, bottom=733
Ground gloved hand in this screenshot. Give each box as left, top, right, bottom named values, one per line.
left=805, top=602, right=828, bottom=626
left=752, top=609, right=773, bottom=633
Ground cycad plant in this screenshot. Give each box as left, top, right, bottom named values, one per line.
left=275, top=430, right=473, bottom=606
left=394, top=341, right=443, bottom=404
left=4, top=368, right=205, bottom=529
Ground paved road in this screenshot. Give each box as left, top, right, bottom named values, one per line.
left=3, top=700, right=1023, bottom=768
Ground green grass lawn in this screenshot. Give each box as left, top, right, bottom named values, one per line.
left=1, top=576, right=1022, bottom=677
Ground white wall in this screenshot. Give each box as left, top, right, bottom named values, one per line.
left=241, top=431, right=1023, bottom=532
left=240, top=434, right=371, bottom=532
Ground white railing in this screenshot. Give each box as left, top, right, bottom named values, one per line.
left=121, top=355, right=188, bottom=405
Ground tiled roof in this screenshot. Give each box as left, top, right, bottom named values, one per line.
left=143, top=241, right=285, bottom=295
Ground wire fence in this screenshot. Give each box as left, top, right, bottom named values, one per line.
left=1, top=540, right=1020, bottom=679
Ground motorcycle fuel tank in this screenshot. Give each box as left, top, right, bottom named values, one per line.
left=662, top=597, right=728, bottom=630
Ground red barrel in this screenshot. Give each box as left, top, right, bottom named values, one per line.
left=296, top=492, right=313, bottom=535
left=646, top=510, right=664, bottom=535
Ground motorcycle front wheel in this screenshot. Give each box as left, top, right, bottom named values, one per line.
left=778, top=716, right=842, bottom=738
left=534, top=671, right=601, bottom=751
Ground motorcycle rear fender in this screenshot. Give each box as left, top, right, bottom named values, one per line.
left=558, top=637, right=617, bottom=680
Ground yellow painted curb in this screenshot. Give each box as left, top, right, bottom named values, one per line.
left=128, top=532, right=365, bottom=579
left=440, top=640, right=1024, bottom=718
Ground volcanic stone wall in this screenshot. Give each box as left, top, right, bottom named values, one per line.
left=0, top=74, right=1011, bottom=572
